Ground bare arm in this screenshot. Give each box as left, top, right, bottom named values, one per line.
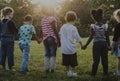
left=33, top=34, right=42, bottom=44
left=82, top=28, right=94, bottom=49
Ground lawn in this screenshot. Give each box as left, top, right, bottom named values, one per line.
left=0, top=38, right=120, bottom=81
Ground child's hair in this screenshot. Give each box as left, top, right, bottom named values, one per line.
left=91, top=9, right=103, bottom=22
left=113, top=9, right=120, bottom=22
left=24, top=15, right=33, bottom=21
left=65, top=11, right=77, bottom=22
left=1, top=7, right=14, bottom=17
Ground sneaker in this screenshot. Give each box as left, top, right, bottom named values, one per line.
left=72, top=72, right=77, bottom=77
left=67, top=70, right=77, bottom=77
left=116, top=71, right=120, bottom=76
left=10, top=68, right=16, bottom=72
left=51, top=69, right=55, bottom=73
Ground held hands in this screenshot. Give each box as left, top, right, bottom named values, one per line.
left=81, top=45, right=87, bottom=50
left=37, top=38, right=42, bottom=44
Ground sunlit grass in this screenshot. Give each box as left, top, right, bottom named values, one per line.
left=0, top=37, right=120, bottom=81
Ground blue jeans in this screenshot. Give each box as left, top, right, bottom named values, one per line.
left=43, top=36, right=57, bottom=70
left=0, top=40, right=1, bottom=64
left=1, top=37, right=14, bottom=68
left=19, top=44, right=30, bottom=72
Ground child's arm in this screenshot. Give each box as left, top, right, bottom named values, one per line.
left=33, top=34, right=42, bottom=44
left=105, top=30, right=111, bottom=50
left=82, top=28, right=94, bottom=49
left=51, top=21, right=61, bottom=47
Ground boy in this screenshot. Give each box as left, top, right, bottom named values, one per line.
left=18, top=15, right=41, bottom=74
left=59, top=11, right=83, bottom=77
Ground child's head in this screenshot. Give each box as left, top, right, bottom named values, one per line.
left=113, top=9, right=120, bottom=23
left=24, top=15, right=33, bottom=23
left=91, top=9, right=103, bottom=22
left=1, top=7, right=14, bottom=19
left=65, top=11, right=77, bottom=23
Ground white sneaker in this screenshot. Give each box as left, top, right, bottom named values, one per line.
left=116, top=71, right=120, bottom=76
left=67, top=70, right=73, bottom=77
left=67, top=70, right=77, bottom=77
left=72, top=72, right=77, bottom=77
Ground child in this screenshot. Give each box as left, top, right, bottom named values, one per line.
left=59, top=11, right=83, bottom=77
left=0, top=20, right=1, bottom=64
left=41, top=6, right=60, bottom=73
left=111, top=9, right=120, bottom=75
left=18, top=15, right=41, bottom=74
left=0, top=7, right=18, bottom=71
left=82, top=9, right=110, bottom=76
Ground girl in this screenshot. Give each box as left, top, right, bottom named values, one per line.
left=111, top=9, right=120, bottom=75
left=82, top=9, right=110, bottom=76
left=0, top=7, right=18, bottom=71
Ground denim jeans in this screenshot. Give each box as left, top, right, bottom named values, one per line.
left=19, top=44, right=30, bottom=72
left=0, top=40, right=1, bottom=64
left=92, top=41, right=108, bottom=75
left=1, top=37, right=14, bottom=68
left=43, top=36, right=57, bottom=70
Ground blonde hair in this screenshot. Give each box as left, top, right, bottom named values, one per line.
left=113, top=9, right=120, bottom=22
left=1, top=7, right=14, bottom=17
left=65, top=11, right=77, bottom=22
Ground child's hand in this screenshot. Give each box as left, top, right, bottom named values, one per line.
left=37, top=38, right=42, bottom=44
left=81, top=45, right=87, bottom=50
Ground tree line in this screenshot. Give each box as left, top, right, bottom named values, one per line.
left=0, top=0, right=119, bottom=37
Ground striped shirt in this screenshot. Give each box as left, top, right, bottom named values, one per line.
left=41, top=16, right=57, bottom=42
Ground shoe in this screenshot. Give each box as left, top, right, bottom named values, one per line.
left=67, top=70, right=73, bottom=77
left=51, top=69, right=55, bottom=73
left=10, top=68, right=16, bottom=72
left=2, top=68, right=9, bottom=71
left=72, top=72, right=77, bottom=77
left=116, top=71, right=120, bottom=76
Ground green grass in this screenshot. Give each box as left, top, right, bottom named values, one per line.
left=0, top=38, right=120, bottom=81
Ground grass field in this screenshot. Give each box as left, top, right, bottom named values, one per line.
left=0, top=38, right=120, bottom=81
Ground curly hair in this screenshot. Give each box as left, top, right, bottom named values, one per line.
left=91, top=9, right=103, bottom=22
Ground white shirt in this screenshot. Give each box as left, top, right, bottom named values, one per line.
left=59, top=23, right=82, bottom=54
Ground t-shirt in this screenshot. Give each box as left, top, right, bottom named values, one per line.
left=18, top=24, right=36, bottom=46
left=59, top=23, right=82, bottom=54
left=113, top=23, right=120, bottom=41
left=91, top=24, right=108, bottom=42
left=41, top=16, right=57, bottom=42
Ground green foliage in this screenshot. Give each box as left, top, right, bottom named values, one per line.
left=0, top=0, right=120, bottom=37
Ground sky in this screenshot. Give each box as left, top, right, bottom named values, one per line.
left=31, top=0, right=64, bottom=4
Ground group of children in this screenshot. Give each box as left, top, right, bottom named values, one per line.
left=0, top=6, right=120, bottom=77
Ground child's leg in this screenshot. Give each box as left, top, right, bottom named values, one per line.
left=50, top=41, right=57, bottom=72
left=92, top=43, right=101, bottom=76
left=117, top=57, right=120, bottom=71
left=21, top=45, right=30, bottom=72
left=43, top=39, right=51, bottom=72
left=1, top=40, right=7, bottom=69
left=101, top=43, right=108, bottom=75
left=7, top=42, right=14, bottom=69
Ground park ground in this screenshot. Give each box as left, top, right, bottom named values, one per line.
left=0, top=37, right=120, bottom=81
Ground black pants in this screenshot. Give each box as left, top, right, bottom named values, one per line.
left=92, top=41, right=108, bottom=75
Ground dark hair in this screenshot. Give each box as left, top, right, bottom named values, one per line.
left=65, top=11, right=77, bottom=22
left=1, top=7, right=14, bottom=16
left=91, top=9, right=103, bottom=22
left=24, top=15, right=33, bottom=21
